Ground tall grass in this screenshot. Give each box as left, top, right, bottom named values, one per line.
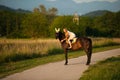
left=0, top=38, right=120, bottom=64
left=0, top=39, right=61, bottom=54
left=0, top=39, right=61, bottom=63
left=92, top=38, right=120, bottom=48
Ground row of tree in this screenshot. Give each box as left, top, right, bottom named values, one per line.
left=0, top=5, right=57, bottom=38
left=50, top=11, right=120, bottom=37
left=0, top=5, right=120, bottom=38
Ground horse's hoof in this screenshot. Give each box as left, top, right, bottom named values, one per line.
left=64, top=63, right=68, bottom=65
left=86, top=62, right=90, bottom=65
left=86, top=61, right=90, bottom=65
left=86, top=63, right=90, bottom=65
left=86, top=64, right=89, bottom=65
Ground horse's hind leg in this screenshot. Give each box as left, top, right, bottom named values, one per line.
left=86, top=43, right=92, bottom=65
left=84, top=45, right=92, bottom=65
left=86, top=51, right=92, bottom=65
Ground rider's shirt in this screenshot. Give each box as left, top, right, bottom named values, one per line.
left=67, top=31, right=76, bottom=40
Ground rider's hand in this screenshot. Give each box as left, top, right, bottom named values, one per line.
left=61, top=40, right=64, bottom=42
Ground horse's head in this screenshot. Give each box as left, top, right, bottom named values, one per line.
left=55, top=28, right=65, bottom=40
left=55, top=28, right=60, bottom=39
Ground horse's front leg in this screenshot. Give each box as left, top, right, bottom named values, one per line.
left=64, top=49, right=68, bottom=65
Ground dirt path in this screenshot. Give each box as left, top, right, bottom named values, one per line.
left=1, top=48, right=120, bottom=80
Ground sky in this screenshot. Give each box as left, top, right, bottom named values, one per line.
left=0, top=0, right=120, bottom=15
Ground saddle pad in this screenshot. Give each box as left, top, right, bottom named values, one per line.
left=72, top=38, right=77, bottom=44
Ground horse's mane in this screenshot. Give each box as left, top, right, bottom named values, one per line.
left=58, top=31, right=65, bottom=40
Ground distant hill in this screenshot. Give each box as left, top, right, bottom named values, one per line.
left=82, top=10, right=111, bottom=17
left=0, top=5, right=31, bottom=13
left=0, top=5, right=15, bottom=11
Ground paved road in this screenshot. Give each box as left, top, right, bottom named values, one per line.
left=1, top=48, right=120, bottom=80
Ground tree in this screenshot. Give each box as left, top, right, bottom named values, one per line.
left=49, top=15, right=83, bottom=37
left=0, top=11, right=25, bottom=38
left=39, top=4, right=47, bottom=14
left=48, top=7, right=58, bottom=16
left=33, top=8, right=40, bottom=13
left=22, top=12, right=49, bottom=38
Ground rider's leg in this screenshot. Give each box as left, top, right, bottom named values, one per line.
left=68, top=34, right=75, bottom=49
left=68, top=39, right=72, bottom=48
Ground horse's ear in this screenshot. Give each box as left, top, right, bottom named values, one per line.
left=58, top=28, right=60, bottom=32
left=55, top=28, right=60, bottom=33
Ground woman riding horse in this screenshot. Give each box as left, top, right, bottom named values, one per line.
left=62, top=28, right=76, bottom=49
left=55, top=28, right=92, bottom=65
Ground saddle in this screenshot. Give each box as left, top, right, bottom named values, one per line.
left=66, top=38, right=77, bottom=44
left=70, top=38, right=77, bottom=44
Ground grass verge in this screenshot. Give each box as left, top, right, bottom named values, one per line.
left=0, top=45, right=120, bottom=78
left=80, top=55, right=120, bottom=80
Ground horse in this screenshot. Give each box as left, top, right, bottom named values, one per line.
left=55, top=28, right=92, bottom=65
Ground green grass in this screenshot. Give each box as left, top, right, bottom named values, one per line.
left=80, top=56, right=120, bottom=80
left=0, top=45, right=120, bottom=78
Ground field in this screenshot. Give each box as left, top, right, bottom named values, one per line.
left=0, top=38, right=120, bottom=64
left=0, top=39, right=61, bottom=63
left=0, top=39, right=61, bottom=54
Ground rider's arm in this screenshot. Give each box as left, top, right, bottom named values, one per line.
left=65, top=32, right=69, bottom=39
left=61, top=32, right=69, bottom=42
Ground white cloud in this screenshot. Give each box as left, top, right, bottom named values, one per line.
left=73, top=0, right=118, bottom=3
left=46, top=0, right=56, bottom=2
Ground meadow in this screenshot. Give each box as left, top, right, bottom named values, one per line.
left=0, top=39, right=61, bottom=63
left=0, top=38, right=120, bottom=64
